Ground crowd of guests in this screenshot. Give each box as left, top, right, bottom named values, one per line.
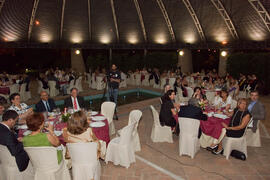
left=159, top=85, right=265, bottom=155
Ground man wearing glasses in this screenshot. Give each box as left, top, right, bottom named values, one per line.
left=36, top=91, right=57, bottom=112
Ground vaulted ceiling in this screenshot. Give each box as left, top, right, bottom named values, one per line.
left=0, top=0, right=270, bottom=48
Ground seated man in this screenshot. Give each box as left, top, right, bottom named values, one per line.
left=178, top=98, right=207, bottom=137
left=35, top=91, right=57, bottom=112
left=64, top=88, right=85, bottom=110
left=0, top=110, right=29, bottom=171
left=248, top=90, right=265, bottom=132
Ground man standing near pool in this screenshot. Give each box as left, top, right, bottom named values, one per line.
left=107, top=64, right=121, bottom=120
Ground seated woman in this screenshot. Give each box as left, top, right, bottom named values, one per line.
left=212, top=98, right=251, bottom=154
left=159, top=90, right=179, bottom=131
left=192, top=87, right=207, bottom=103
left=62, top=111, right=105, bottom=159
left=8, top=93, right=33, bottom=124
left=213, top=90, right=232, bottom=111
left=23, top=113, right=62, bottom=164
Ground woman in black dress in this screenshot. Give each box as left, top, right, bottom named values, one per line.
left=159, top=90, right=179, bottom=130
left=213, top=98, right=251, bottom=154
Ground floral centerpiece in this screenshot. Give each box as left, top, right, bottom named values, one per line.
left=198, top=100, right=205, bottom=111
left=61, top=108, right=71, bottom=122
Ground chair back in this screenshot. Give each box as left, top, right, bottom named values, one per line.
left=231, top=99, right=237, bottom=109
left=24, top=147, right=59, bottom=172
left=185, top=87, right=194, bottom=98
left=20, top=83, right=27, bottom=93
left=150, top=105, right=161, bottom=127
left=119, top=122, right=136, bottom=145
left=128, top=110, right=142, bottom=125
left=179, top=117, right=200, bottom=137
left=67, top=142, right=98, bottom=165
left=10, top=84, right=20, bottom=94
left=0, top=144, right=18, bottom=168
left=37, top=80, right=43, bottom=93
left=101, top=102, right=116, bottom=124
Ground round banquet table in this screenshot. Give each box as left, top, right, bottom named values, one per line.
left=0, top=86, right=10, bottom=95
left=18, top=114, right=110, bottom=146
left=200, top=107, right=231, bottom=139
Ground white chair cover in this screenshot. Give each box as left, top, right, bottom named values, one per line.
left=91, top=74, right=97, bottom=89
left=119, top=72, right=127, bottom=88
left=231, top=99, right=237, bottom=110
left=149, top=78, right=154, bottom=86
left=135, top=73, right=141, bottom=86
left=128, top=110, right=143, bottom=152
left=160, top=77, right=167, bottom=90
left=75, top=76, right=83, bottom=92
left=86, top=73, right=92, bottom=88
left=0, top=145, right=34, bottom=180
left=141, top=74, right=149, bottom=86
left=101, top=102, right=116, bottom=135
left=67, top=142, right=101, bottom=180
left=96, top=76, right=105, bottom=90
left=199, top=128, right=226, bottom=148
left=223, top=127, right=248, bottom=160
left=179, top=117, right=200, bottom=158
left=168, top=78, right=176, bottom=89
left=246, top=121, right=261, bottom=147
left=48, top=81, right=59, bottom=97
left=150, top=105, right=173, bottom=143
left=37, top=81, right=49, bottom=94
left=105, top=122, right=136, bottom=168
left=19, top=83, right=28, bottom=101
left=10, top=84, right=20, bottom=95
left=24, top=146, right=71, bottom=180
left=130, top=73, right=136, bottom=85
left=205, top=91, right=216, bottom=104
left=185, top=87, right=194, bottom=98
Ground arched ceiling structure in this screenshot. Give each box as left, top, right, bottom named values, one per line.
left=0, top=0, right=270, bottom=49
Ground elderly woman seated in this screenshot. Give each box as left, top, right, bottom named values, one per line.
left=23, top=113, right=62, bottom=164
left=62, top=111, right=106, bottom=159
left=8, top=93, right=33, bottom=124
left=212, top=98, right=251, bottom=155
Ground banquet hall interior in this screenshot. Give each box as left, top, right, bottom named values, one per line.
left=0, top=0, right=270, bottom=180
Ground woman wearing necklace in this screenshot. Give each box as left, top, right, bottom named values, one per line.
left=212, top=98, right=251, bottom=155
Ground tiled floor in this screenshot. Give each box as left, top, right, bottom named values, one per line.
left=26, top=83, right=270, bottom=180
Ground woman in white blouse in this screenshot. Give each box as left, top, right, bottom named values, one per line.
left=213, top=90, right=232, bottom=111
left=8, top=93, right=33, bottom=124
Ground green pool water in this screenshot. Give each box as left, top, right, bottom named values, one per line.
left=55, top=88, right=161, bottom=111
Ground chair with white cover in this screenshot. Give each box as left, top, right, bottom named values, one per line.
left=179, top=117, right=200, bottom=158
left=160, top=77, right=167, bottom=90
left=130, top=73, right=136, bottom=85
left=91, top=75, right=97, bottom=89
left=48, top=81, right=59, bottom=97
left=96, top=76, right=105, bottom=90
left=141, top=74, right=149, bottom=86
left=223, top=126, right=248, bottom=160
left=119, top=72, right=127, bottom=88
left=67, top=142, right=101, bottom=180
left=0, top=145, right=34, bottom=180
left=101, top=102, right=116, bottom=135
left=205, top=91, right=216, bottom=104
left=246, top=121, right=261, bottom=147
left=185, top=87, right=194, bottom=98
left=105, top=122, right=136, bottom=168
left=128, top=110, right=142, bottom=152
left=19, top=83, right=29, bottom=101
left=86, top=73, right=92, bottom=88
left=67, top=79, right=75, bottom=94
left=75, top=76, right=83, bottom=92
left=168, top=78, right=176, bottom=89
left=24, top=146, right=71, bottom=180
left=231, top=99, right=237, bottom=110
left=37, top=81, right=49, bottom=95
left=200, top=128, right=226, bottom=148
left=135, top=73, right=141, bottom=86
left=150, top=105, right=173, bottom=143
left=9, top=84, right=20, bottom=95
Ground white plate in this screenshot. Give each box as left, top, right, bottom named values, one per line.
left=91, top=111, right=98, bottom=116
left=23, top=130, right=32, bottom=136
left=92, top=116, right=106, bottom=121
left=18, top=125, right=28, bottom=129
left=54, top=130, right=62, bottom=136
left=90, top=122, right=105, bottom=128
left=213, top=113, right=228, bottom=119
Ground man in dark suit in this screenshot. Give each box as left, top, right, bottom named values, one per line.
left=248, top=90, right=265, bottom=132
left=178, top=98, right=208, bottom=137
left=0, top=110, right=29, bottom=171
left=64, top=88, right=85, bottom=110
left=35, top=91, right=57, bottom=112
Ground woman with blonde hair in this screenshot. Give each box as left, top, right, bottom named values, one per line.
left=63, top=111, right=105, bottom=159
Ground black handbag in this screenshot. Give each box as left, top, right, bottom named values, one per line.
left=230, top=150, right=246, bottom=161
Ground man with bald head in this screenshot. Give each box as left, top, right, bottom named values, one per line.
left=35, top=91, right=57, bottom=112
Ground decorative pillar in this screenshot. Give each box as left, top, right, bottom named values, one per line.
left=218, top=49, right=229, bottom=77
left=71, top=48, right=86, bottom=73
left=178, top=48, right=193, bottom=74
